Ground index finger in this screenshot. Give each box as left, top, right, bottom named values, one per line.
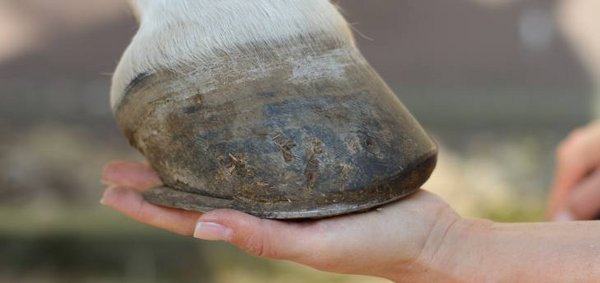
left=101, top=186, right=201, bottom=235
left=102, top=160, right=162, bottom=191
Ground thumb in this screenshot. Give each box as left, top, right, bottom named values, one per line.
left=193, top=209, right=326, bottom=263
left=564, top=170, right=600, bottom=220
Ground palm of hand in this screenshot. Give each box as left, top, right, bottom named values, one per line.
left=101, top=161, right=457, bottom=279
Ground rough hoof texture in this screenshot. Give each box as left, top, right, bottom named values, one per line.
left=115, top=43, right=438, bottom=219
left=143, top=154, right=435, bottom=219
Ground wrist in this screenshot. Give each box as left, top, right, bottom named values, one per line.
left=398, top=217, right=494, bottom=283
left=432, top=218, right=494, bottom=282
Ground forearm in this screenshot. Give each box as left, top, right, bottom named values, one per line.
left=430, top=219, right=600, bottom=282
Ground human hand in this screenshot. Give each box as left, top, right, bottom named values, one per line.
left=549, top=122, right=600, bottom=221
left=100, top=160, right=467, bottom=282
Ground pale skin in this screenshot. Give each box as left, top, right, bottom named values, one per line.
left=549, top=122, right=600, bottom=221
left=102, top=152, right=600, bottom=282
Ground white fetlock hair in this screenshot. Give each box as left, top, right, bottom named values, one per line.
left=111, top=0, right=356, bottom=110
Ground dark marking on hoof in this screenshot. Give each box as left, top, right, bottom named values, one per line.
left=304, top=140, right=323, bottom=190
left=182, top=94, right=204, bottom=114
left=257, top=91, right=276, bottom=98
left=361, top=133, right=380, bottom=155
left=182, top=105, right=203, bottom=114
left=272, top=134, right=297, bottom=162
left=221, top=153, right=254, bottom=178
left=123, top=72, right=154, bottom=99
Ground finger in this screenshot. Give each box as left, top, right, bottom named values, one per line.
left=557, top=126, right=600, bottom=189
left=101, top=186, right=201, bottom=235
left=102, top=161, right=161, bottom=191
left=566, top=170, right=600, bottom=220
left=549, top=128, right=600, bottom=216
left=550, top=158, right=586, bottom=217
left=193, top=209, right=325, bottom=264
left=549, top=166, right=586, bottom=218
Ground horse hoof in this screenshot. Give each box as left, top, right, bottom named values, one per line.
left=114, top=45, right=437, bottom=219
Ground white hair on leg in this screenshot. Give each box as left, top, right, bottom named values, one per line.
left=111, top=0, right=356, bottom=110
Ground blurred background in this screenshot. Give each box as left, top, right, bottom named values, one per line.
left=0, top=0, right=598, bottom=282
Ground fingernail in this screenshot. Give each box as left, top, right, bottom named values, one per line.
left=194, top=222, right=232, bottom=241
left=99, top=187, right=124, bottom=207
left=553, top=210, right=574, bottom=222
left=99, top=188, right=112, bottom=206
